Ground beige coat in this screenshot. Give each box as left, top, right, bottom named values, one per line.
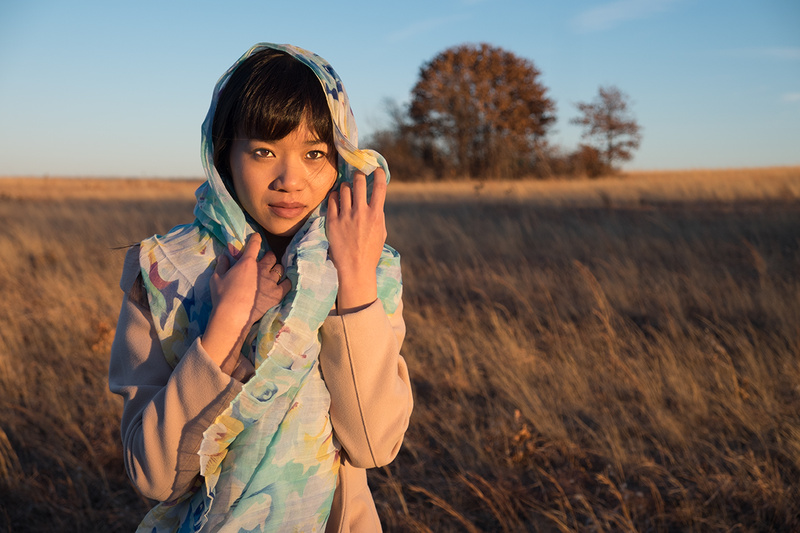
left=109, top=246, right=412, bottom=532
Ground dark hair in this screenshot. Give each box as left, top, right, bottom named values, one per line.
left=211, top=48, right=335, bottom=186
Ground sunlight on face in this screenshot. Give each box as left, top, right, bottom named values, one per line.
left=229, top=121, right=337, bottom=237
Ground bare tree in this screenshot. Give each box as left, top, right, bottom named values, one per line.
left=367, top=99, right=440, bottom=181
left=409, top=43, right=555, bottom=179
left=571, top=86, right=642, bottom=173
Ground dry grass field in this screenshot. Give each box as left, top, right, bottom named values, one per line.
left=1, top=167, right=799, bottom=532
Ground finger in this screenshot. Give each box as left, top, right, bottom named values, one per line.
left=214, top=254, right=230, bottom=276
left=255, top=251, right=279, bottom=283
left=327, top=191, right=339, bottom=219
left=268, top=262, right=283, bottom=280
left=369, top=168, right=387, bottom=211
left=256, top=259, right=274, bottom=289
left=259, top=250, right=278, bottom=269
left=339, top=181, right=353, bottom=212
left=351, top=171, right=367, bottom=208
left=240, top=233, right=262, bottom=262
left=254, top=277, right=292, bottom=314
left=277, top=278, right=292, bottom=299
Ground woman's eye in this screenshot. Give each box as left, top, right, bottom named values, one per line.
left=307, top=150, right=327, bottom=160
left=253, top=148, right=273, bottom=158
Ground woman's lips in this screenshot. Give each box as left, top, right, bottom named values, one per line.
left=269, top=202, right=305, bottom=218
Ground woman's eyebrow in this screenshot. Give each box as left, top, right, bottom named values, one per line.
left=242, top=137, right=326, bottom=145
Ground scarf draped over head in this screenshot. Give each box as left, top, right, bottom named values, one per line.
left=135, top=43, right=402, bottom=532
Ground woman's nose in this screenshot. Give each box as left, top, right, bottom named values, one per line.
left=273, top=159, right=305, bottom=191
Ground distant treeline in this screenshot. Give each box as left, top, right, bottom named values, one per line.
left=365, top=43, right=642, bottom=181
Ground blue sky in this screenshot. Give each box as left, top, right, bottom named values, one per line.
left=1, top=0, right=798, bottom=177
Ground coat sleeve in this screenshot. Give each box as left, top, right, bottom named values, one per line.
left=107, top=246, right=249, bottom=502
left=318, top=299, right=413, bottom=468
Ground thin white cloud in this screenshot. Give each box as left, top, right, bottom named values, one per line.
left=386, top=13, right=471, bottom=43
left=572, top=0, right=683, bottom=33
left=782, top=92, right=800, bottom=103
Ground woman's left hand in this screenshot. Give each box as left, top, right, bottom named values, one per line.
left=327, top=168, right=387, bottom=314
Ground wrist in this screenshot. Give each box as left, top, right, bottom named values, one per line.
left=336, top=270, right=377, bottom=314
left=203, top=307, right=247, bottom=371
left=208, top=301, right=251, bottom=333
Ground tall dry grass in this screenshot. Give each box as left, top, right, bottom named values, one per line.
left=1, top=168, right=799, bottom=532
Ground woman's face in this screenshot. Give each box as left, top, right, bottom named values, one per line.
left=229, top=121, right=337, bottom=237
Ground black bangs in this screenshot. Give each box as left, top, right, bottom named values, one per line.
left=212, top=49, right=335, bottom=185
left=234, top=53, right=332, bottom=143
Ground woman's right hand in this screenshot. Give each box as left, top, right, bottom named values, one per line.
left=202, top=233, right=291, bottom=375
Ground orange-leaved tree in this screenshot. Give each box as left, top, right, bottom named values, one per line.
left=409, top=43, right=555, bottom=179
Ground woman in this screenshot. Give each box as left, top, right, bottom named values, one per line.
left=109, top=43, right=412, bottom=532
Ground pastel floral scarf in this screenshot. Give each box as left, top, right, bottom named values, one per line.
left=135, top=43, right=402, bottom=532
